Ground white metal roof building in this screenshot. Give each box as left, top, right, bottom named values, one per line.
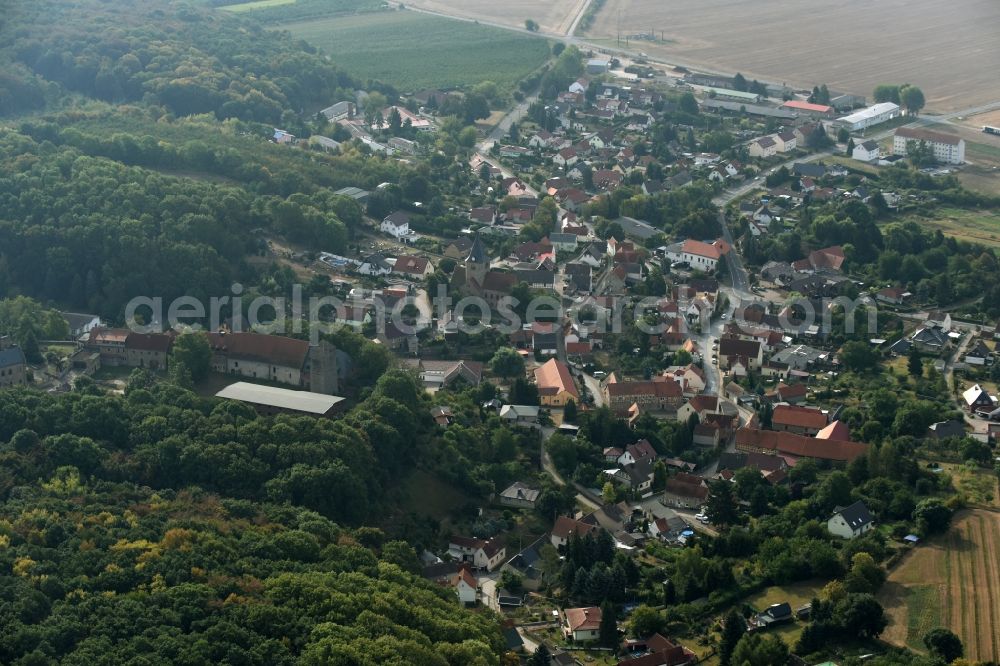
left=215, top=382, right=346, bottom=417
left=836, top=102, right=900, bottom=132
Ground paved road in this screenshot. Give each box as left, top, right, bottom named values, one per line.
left=563, top=0, right=594, bottom=37
left=580, top=371, right=606, bottom=407
left=540, top=433, right=603, bottom=512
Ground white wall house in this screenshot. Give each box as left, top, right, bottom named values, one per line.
left=749, top=136, right=777, bottom=158
left=893, top=128, right=965, bottom=164
left=827, top=501, right=875, bottom=539
left=852, top=140, right=880, bottom=162
left=381, top=211, right=417, bottom=242
left=666, top=239, right=727, bottom=272
left=455, top=569, right=477, bottom=604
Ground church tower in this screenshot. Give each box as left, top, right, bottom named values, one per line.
left=465, top=233, right=489, bottom=288
left=308, top=339, right=339, bottom=395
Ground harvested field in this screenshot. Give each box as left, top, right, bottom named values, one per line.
left=581, top=0, right=1000, bottom=112
left=404, top=0, right=586, bottom=36
left=880, top=509, right=1000, bottom=662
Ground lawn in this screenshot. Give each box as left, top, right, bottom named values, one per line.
left=744, top=580, right=825, bottom=611
left=880, top=509, right=1000, bottom=661
left=282, top=10, right=552, bottom=92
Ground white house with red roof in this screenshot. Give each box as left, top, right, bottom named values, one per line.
left=666, top=239, right=731, bottom=272
left=453, top=566, right=477, bottom=604
left=563, top=607, right=602, bottom=642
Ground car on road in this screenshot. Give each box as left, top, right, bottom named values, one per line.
left=695, top=513, right=709, bottom=523
left=721, top=313, right=728, bottom=319
left=593, top=371, right=606, bottom=379
left=712, top=358, right=718, bottom=365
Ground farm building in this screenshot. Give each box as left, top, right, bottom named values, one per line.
left=215, top=382, right=346, bottom=418
left=702, top=87, right=760, bottom=104
left=836, top=102, right=900, bottom=131
left=830, top=93, right=866, bottom=111
left=781, top=100, right=835, bottom=116
left=893, top=127, right=965, bottom=164
left=701, top=99, right=798, bottom=120
left=586, top=58, right=610, bottom=74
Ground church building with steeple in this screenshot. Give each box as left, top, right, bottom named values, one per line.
left=451, top=234, right=516, bottom=307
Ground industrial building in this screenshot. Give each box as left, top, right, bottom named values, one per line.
left=836, top=102, right=900, bottom=132
left=215, top=382, right=346, bottom=417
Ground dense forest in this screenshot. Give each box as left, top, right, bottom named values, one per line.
left=0, top=1, right=519, bottom=660
left=1, top=0, right=362, bottom=120
left=0, top=126, right=404, bottom=318
left=0, top=370, right=508, bottom=664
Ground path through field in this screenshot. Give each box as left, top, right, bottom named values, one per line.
left=881, top=509, right=1000, bottom=662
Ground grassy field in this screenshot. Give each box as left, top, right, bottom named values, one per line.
left=895, top=206, right=1000, bottom=249
left=939, top=462, right=999, bottom=508
left=880, top=509, right=1000, bottom=661
left=580, top=0, right=1000, bottom=113
left=283, top=10, right=552, bottom=92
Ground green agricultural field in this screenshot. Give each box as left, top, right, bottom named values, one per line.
left=220, top=0, right=297, bottom=12
left=219, top=0, right=385, bottom=21
left=283, top=10, right=551, bottom=92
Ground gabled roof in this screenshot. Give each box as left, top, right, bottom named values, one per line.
left=963, top=383, right=993, bottom=406
left=896, top=127, right=962, bottom=146
left=552, top=515, right=599, bottom=540
left=394, top=255, right=430, bottom=275
left=625, top=439, right=658, bottom=460
left=680, top=239, right=725, bottom=260
left=535, top=359, right=579, bottom=399
left=206, top=332, right=310, bottom=369
left=565, top=606, right=602, bottom=632
left=772, top=404, right=827, bottom=430
left=664, top=473, right=708, bottom=500
left=832, top=500, right=874, bottom=530
left=816, top=420, right=851, bottom=441
left=455, top=567, right=477, bottom=589
left=383, top=210, right=411, bottom=226
left=482, top=271, right=517, bottom=293
left=719, top=338, right=761, bottom=359
left=125, top=333, right=172, bottom=353
left=0, top=347, right=26, bottom=369
left=686, top=394, right=720, bottom=414
left=607, top=380, right=682, bottom=399
left=782, top=100, right=833, bottom=113
left=736, top=427, right=867, bottom=462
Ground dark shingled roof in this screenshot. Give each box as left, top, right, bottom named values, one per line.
left=0, top=347, right=27, bottom=369
left=467, top=234, right=488, bottom=264
left=833, top=500, right=874, bottom=530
